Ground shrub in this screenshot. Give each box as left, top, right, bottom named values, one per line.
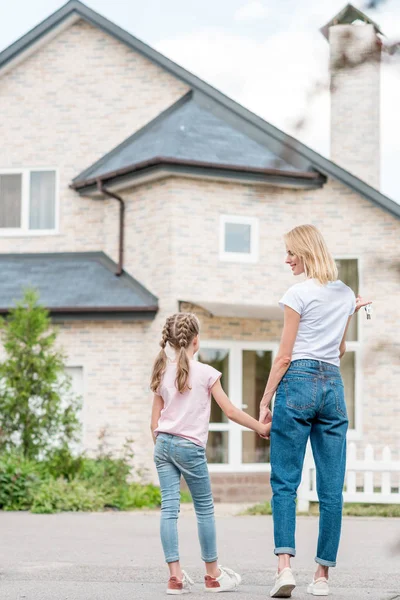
left=31, top=478, right=105, bottom=514
left=0, top=290, right=81, bottom=460
left=0, top=452, right=42, bottom=510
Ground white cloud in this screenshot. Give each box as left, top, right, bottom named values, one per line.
left=234, top=1, right=269, bottom=22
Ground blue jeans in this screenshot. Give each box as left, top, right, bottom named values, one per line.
left=270, top=359, right=348, bottom=567
left=154, top=433, right=218, bottom=563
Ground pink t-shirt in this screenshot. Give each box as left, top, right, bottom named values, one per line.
left=155, top=360, right=222, bottom=448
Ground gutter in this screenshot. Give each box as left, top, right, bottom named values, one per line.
left=96, top=178, right=125, bottom=277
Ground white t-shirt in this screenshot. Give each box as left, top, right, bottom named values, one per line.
left=279, top=279, right=356, bottom=366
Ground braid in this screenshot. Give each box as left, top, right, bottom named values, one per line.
left=150, top=315, right=173, bottom=393
left=176, top=314, right=191, bottom=348
left=160, top=316, right=173, bottom=349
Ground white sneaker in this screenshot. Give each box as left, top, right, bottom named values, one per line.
left=167, top=570, right=194, bottom=594
left=204, top=565, right=242, bottom=592
left=270, top=567, right=296, bottom=598
left=307, top=577, right=329, bottom=596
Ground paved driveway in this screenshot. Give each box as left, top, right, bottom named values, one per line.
left=0, top=511, right=398, bottom=599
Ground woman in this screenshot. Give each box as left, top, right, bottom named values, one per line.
left=259, top=225, right=370, bottom=598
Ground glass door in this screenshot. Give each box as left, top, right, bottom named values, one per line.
left=198, top=341, right=276, bottom=471
left=241, top=349, right=272, bottom=464
left=197, top=347, right=230, bottom=464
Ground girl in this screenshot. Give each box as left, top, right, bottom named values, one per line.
left=150, top=312, right=271, bottom=595
left=259, top=225, right=371, bottom=598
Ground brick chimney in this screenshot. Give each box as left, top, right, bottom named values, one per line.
left=321, top=4, right=383, bottom=189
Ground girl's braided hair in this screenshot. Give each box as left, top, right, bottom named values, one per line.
left=150, top=313, right=200, bottom=394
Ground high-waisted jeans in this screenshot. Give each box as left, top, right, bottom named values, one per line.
left=154, top=433, right=217, bottom=563
left=270, top=359, right=348, bottom=567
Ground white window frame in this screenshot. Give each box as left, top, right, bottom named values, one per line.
left=199, top=339, right=277, bottom=473
left=219, top=215, right=259, bottom=263
left=65, top=365, right=85, bottom=452
left=0, top=167, right=59, bottom=236
left=335, top=255, right=362, bottom=440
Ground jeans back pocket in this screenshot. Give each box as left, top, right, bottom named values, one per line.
left=283, top=376, right=317, bottom=410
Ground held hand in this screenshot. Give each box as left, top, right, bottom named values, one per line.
left=258, top=421, right=272, bottom=440
left=259, top=403, right=272, bottom=425
left=355, top=295, right=372, bottom=313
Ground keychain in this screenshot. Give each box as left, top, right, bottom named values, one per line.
left=365, top=304, right=372, bottom=320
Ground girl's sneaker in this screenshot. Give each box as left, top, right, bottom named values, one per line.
left=307, top=577, right=329, bottom=596
left=204, top=565, right=242, bottom=592
left=167, top=570, right=194, bottom=595
left=270, top=567, right=296, bottom=598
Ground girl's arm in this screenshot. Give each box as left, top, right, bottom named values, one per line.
left=259, top=306, right=300, bottom=423
left=211, top=380, right=271, bottom=437
left=150, top=394, right=164, bottom=444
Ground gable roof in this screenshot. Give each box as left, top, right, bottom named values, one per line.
left=1, top=0, right=399, bottom=219
left=72, top=92, right=324, bottom=192
left=0, top=252, right=158, bottom=321
left=320, top=3, right=383, bottom=40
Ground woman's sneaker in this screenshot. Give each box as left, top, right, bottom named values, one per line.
left=167, top=570, right=194, bottom=595
left=270, top=567, right=296, bottom=598
left=307, top=577, right=329, bottom=596
left=204, top=565, right=242, bottom=592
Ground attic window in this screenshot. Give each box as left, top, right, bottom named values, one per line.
left=219, top=215, right=259, bottom=263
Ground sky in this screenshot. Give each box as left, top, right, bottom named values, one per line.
left=0, top=0, right=399, bottom=203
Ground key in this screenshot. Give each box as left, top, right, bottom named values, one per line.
left=365, top=304, right=372, bottom=320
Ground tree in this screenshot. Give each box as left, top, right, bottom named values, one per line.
left=0, top=289, right=81, bottom=459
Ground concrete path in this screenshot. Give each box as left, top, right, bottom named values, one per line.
left=0, top=511, right=399, bottom=599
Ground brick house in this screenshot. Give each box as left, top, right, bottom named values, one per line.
left=0, top=1, right=398, bottom=500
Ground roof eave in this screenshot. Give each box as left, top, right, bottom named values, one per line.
left=0, top=304, right=158, bottom=322
left=71, top=158, right=325, bottom=195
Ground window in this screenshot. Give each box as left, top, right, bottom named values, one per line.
left=197, top=341, right=276, bottom=471
left=0, top=169, right=57, bottom=234
left=219, top=215, right=259, bottom=262
left=65, top=366, right=85, bottom=450
left=336, top=258, right=360, bottom=435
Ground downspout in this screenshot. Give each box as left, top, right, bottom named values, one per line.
left=96, top=178, right=125, bottom=277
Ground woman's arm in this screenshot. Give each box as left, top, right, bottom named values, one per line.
left=150, top=394, right=164, bottom=444
left=340, top=296, right=372, bottom=358
left=211, top=380, right=271, bottom=438
left=339, top=316, right=352, bottom=358
left=259, top=306, right=300, bottom=423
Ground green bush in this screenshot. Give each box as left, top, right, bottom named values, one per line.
left=106, top=483, right=161, bottom=510
left=0, top=452, right=42, bottom=510
left=44, top=446, right=84, bottom=481
left=31, top=478, right=106, bottom=514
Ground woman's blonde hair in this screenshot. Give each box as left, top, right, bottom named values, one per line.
left=150, top=313, right=200, bottom=394
left=284, top=224, right=338, bottom=285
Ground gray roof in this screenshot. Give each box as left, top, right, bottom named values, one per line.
left=1, top=0, right=399, bottom=219
left=72, top=93, right=319, bottom=187
left=0, top=253, right=158, bottom=321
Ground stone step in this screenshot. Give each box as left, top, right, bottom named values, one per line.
left=182, top=472, right=272, bottom=504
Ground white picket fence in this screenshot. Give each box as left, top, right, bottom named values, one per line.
left=297, top=443, right=400, bottom=512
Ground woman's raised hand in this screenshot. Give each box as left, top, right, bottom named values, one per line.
left=355, top=295, right=372, bottom=313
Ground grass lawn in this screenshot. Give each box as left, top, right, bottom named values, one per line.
left=243, top=502, right=400, bottom=517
